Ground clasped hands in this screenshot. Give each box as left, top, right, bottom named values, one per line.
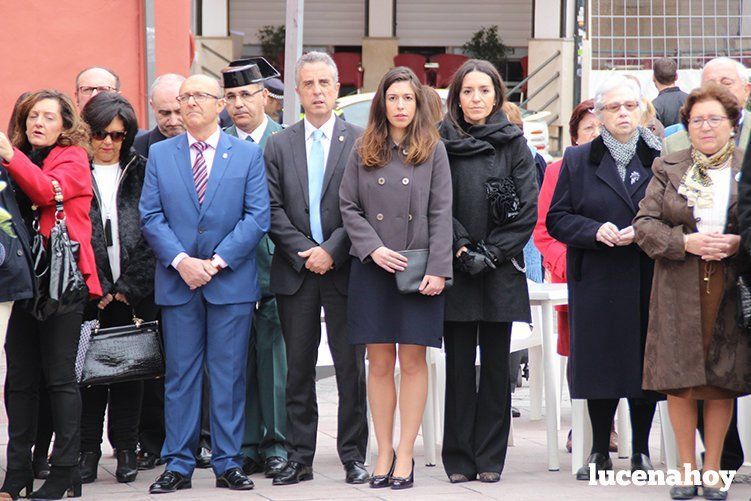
left=596, top=222, right=635, bottom=247
left=177, top=257, right=220, bottom=290
left=370, top=246, right=445, bottom=296
left=97, top=291, right=130, bottom=310
left=684, top=232, right=740, bottom=261
left=298, top=246, right=334, bottom=274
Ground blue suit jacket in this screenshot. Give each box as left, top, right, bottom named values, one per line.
left=139, top=131, right=270, bottom=306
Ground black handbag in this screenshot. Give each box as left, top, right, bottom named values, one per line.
left=22, top=180, right=87, bottom=321
left=394, top=249, right=453, bottom=295
left=78, top=314, right=164, bottom=386
left=736, top=274, right=751, bottom=331
left=484, top=177, right=521, bottom=226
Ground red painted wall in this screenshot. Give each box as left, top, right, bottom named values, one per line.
left=0, top=0, right=191, bottom=131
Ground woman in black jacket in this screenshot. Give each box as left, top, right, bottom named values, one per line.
left=438, top=59, right=538, bottom=483
left=78, top=92, right=156, bottom=485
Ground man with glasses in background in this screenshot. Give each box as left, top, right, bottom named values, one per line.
left=221, top=58, right=289, bottom=480
left=75, top=66, right=120, bottom=109
left=140, top=74, right=270, bottom=494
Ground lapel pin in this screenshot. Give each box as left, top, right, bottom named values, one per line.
left=629, top=171, right=640, bottom=185
left=222, top=153, right=228, bottom=159
left=338, top=135, right=344, bottom=142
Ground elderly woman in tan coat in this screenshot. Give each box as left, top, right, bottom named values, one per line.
left=634, top=83, right=751, bottom=500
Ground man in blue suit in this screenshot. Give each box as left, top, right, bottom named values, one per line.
left=139, top=74, right=270, bottom=494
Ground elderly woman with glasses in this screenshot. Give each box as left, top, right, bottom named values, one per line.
left=77, top=92, right=157, bottom=487
left=638, top=83, right=751, bottom=500
left=546, top=74, right=663, bottom=482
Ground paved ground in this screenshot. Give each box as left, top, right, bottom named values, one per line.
left=2, top=376, right=750, bottom=501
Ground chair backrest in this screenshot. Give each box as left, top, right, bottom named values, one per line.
left=432, top=53, right=469, bottom=88
left=332, top=52, right=363, bottom=89
left=393, top=53, right=428, bottom=84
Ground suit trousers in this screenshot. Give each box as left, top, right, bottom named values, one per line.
left=242, top=296, right=287, bottom=462
left=276, top=271, right=367, bottom=466
left=442, top=321, right=512, bottom=478
left=160, top=291, right=253, bottom=477
left=5, top=302, right=84, bottom=468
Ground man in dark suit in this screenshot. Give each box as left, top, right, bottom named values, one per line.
left=140, top=74, right=270, bottom=493
left=264, top=51, right=368, bottom=486
left=222, top=58, right=289, bottom=479
left=134, top=74, right=186, bottom=158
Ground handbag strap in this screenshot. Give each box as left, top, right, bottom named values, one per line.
left=94, top=307, right=145, bottom=333
left=51, top=179, right=65, bottom=221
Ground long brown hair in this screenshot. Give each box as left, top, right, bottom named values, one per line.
left=445, top=59, right=507, bottom=134
left=11, top=89, right=90, bottom=154
left=358, top=67, right=439, bottom=168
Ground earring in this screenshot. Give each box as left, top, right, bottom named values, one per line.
left=731, top=131, right=737, bottom=137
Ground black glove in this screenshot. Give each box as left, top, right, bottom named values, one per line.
left=456, top=247, right=496, bottom=276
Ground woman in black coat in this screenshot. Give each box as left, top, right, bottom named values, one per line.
left=78, top=92, right=157, bottom=485
left=546, top=74, right=662, bottom=481
left=438, top=59, right=538, bottom=484
left=0, top=165, right=33, bottom=304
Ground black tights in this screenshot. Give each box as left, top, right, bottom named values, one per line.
left=587, top=398, right=656, bottom=456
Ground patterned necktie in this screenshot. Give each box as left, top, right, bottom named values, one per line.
left=191, top=141, right=209, bottom=204
left=245, top=135, right=254, bottom=143
left=308, top=129, right=325, bottom=244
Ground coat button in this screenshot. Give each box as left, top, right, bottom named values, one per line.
left=378, top=177, right=385, bottom=185
left=408, top=214, right=413, bottom=221
left=198, top=228, right=205, bottom=234
left=402, top=178, right=409, bottom=185
left=16, top=249, right=23, bottom=256
left=376, top=213, right=384, bottom=221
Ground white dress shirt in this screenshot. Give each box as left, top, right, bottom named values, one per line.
left=92, top=162, right=122, bottom=283
left=172, top=126, right=226, bottom=270
left=236, top=115, right=268, bottom=144
left=304, top=113, right=337, bottom=167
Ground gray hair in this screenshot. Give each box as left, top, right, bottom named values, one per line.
left=703, top=57, right=749, bottom=85
left=149, top=73, right=186, bottom=100
left=295, top=51, right=339, bottom=86
left=593, top=74, right=644, bottom=116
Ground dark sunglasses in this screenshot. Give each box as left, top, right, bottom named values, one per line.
left=92, top=130, right=127, bottom=142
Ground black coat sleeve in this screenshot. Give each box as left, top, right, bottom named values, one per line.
left=739, top=145, right=751, bottom=255
left=484, top=138, right=538, bottom=262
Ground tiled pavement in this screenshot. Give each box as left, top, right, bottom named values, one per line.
left=1, top=377, right=750, bottom=500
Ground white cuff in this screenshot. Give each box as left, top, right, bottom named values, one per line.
left=171, top=252, right=189, bottom=269
left=211, top=254, right=228, bottom=269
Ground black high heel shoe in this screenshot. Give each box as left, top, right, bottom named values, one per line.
left=115, top=450, right=138, bottom=483
left=391, top=459, right=414, bottom=490
left=369, top=451, right=396, bottom=488
left=28, top=465, right=81, bottom=499
left=0, top=469, right=34, bottom=500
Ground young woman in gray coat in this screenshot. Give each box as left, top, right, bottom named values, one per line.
left=438, top=59, right=538, bottom=484
left=340, top=67, right=452, bottom=490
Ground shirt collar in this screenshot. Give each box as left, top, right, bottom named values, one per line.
left=248, top=115, right=268, bottom=144
left=304, top=113, right=337, bottom=141
left=187, top=126, right=221, bottom=150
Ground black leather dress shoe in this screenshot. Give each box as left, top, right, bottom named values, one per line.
left=149, top=470, right=191, bottom=494
left=216, top=467, right=254, bottom=490
left=345, top=461, right=369, bottom=484
left=272, top=461, right=313, bottom=485
left=242, top=456, right=264, bottom=476
left=195, top=447, right=212, bottom=469
left=630, top=453, right=654, bottom=473
left=137, top=451, right=159, bottom=471
left=264, top=456, right=288, bottom=478
left=575, top=453, right=613, bottom=481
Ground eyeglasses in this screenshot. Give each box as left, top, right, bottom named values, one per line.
left=78, top=85, right=117, bottom=96
left=225, top=88, right=265, bottom=103
left=176, top=92, right=221, bottom=104
left=92, top=130, right=127, bottom=142
left=601, top=101, right=640, bottom=113
left=688, top=115, right=729, bottom=129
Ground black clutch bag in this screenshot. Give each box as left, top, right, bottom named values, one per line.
left=79, top=316, right=164, bottom=386
left=736, top=274, right=751, bottom=331
left=394, top=249, right=452, bottom=295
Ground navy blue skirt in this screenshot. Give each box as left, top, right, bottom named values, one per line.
left=347, top=259, right=444, bottom=347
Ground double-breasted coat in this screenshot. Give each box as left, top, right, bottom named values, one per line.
left=547, top=135, right=660, bottom=399
left=635, top=148, right=751, bottom=395
left=438, top=113, right=538, bottom=323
